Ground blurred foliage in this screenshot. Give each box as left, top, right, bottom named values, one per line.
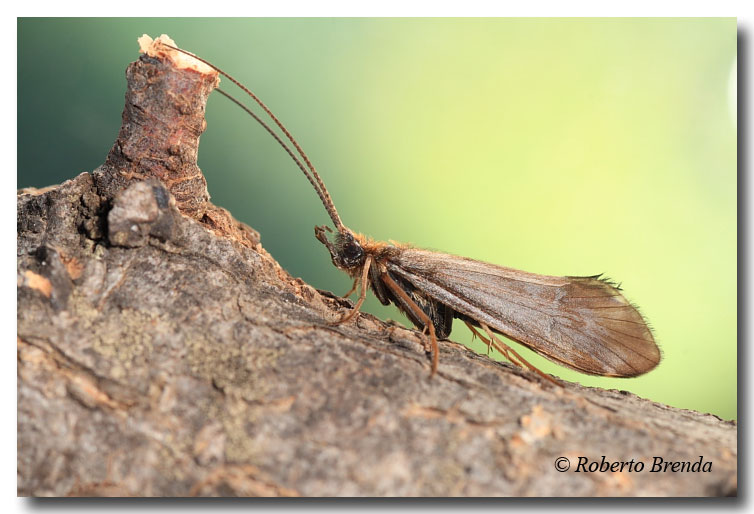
left=18, top=18, right=737, bottom=419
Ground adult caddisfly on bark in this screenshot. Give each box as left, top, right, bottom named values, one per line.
left=161, top=40, right=661, bottom=383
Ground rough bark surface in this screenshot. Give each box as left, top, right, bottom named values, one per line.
left=17, top=42, right=737, bottom=498
left=92, top=50, right=217, bottom=219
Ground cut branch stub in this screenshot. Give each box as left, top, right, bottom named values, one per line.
left=93, top=36, right=220, bottom=220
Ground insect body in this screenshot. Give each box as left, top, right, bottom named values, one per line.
left=314, top=226, right=659, bottom=380
left=164, top=40, right=661, bottom=381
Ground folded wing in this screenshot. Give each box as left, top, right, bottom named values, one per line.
left=386, top=249, right=660, bottom=377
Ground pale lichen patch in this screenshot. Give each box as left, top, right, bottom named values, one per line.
left=22, top=270, right=52, bottom=298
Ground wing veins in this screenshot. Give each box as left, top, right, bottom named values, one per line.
left=595, top=316, right=649, bottom=326
left=409, top=259, right=565, bottom=287
left=598, top=330, right=657, bottom=368
left=387, top=258, right=657, bottom=376
left=430, top=270, right=622, bottom=329
left=564, top=294, right=622, bottom=299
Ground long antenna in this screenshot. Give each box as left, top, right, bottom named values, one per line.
left=213, top=88, right=339, bottom=225
left=160, top=42, right=345, bottom=232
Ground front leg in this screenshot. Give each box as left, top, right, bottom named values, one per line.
left=379, top=270, right=439, bottom=377
left=331, top=256, right=372, bottom=326
left=342, top=277, right=359, bottom=298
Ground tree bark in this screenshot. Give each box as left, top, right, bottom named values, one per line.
left=17, top=37, right=737, bottom=497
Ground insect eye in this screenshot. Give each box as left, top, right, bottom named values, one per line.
left=339, top=241, right=364, bottom=268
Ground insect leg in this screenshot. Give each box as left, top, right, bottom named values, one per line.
left=379, top=270, right=439, bottom=376
left=478, top=322, right=561, bottom=387
left=343, top=277, right=359, bottom=298
left=464, top=322, right=503, bottom=360
left=331, top=256, right=372, bottom=325
left=368, top=264, right=391, bottom=306
left=463, top=319, right=526, bottom=367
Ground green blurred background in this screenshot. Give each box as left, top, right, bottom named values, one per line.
left=18, top=18, right=737, bottom=419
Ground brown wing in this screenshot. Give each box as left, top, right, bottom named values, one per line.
left=385, top=248, right=660, bottom=377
